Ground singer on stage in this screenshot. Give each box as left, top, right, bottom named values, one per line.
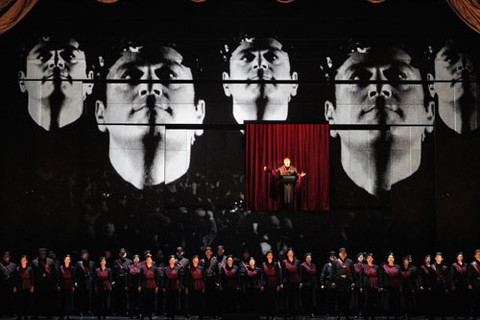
left=264, top=157, right=306, bottom=210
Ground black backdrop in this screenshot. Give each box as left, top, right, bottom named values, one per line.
left=0, top=0, right=479, bottom=264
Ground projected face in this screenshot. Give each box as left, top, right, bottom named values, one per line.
left=97, top=46, right=205, bottom=146
left=326, top=47, right=433, bottom=128
left=19, top=37, right=93, bottom=130
left=434, top=41, right=480, bottom=133
left=435, top=41, right=476, bottom=103
left=223, top=37, right=298, bottom=123
left=95, top=45, right=205, bottom=189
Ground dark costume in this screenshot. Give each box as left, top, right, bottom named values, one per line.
left=352, top=263, right=365, bottom=317
left=361, top=264, right=380, bottom=318
left=31, top=257, right=57, bottom=317
left=320, top=260, right=335, bottom=316
left=300, top=261, right=318, bottom=316
left=430, top=263, right=450, bottom=318
left=400, top=264, right=417, bottom=317
left=219, top=263, right=239, bottom=314
left=380, top=263, right=402, bottom=318
left=262, top=261, right=281, bottom=319
left=200, top=256, right=218, bottom=317
left=127, top=263, right=141, bottom=317
left=175, top=257, right=190, bottom=317
left=467, top=259, right=480, bottom=317
left=58, top=264, right=75, bottom=318
left=450, top=262, right=468, bottom=318
left=14, top=265, right=33, bottom=318
left=74, top=258, right=95, bottom=315
left=331, top=257, right=356, bottom=317
left=186, top=264, right=205, bottom=318
left=112, top=257, right=132, bottom=315
left=241, top=265, right=263, bottom=315
left=94, top=267, right=113, bottom=317
left=0, top=259, right=17, bottom=316
left=164, top=265, right=184, bottom=319
left=417, top=263, right=433, bottom=317
left=266, top=165, right=303, bottom=210
left=139, top=264, right=159, bottom=319
left=282, top=258, right=301, bottom=317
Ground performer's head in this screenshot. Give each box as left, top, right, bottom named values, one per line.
left=38, top=248, right=47, bottom=260
left=386, top=252, right=395, bottom=264
left=283, top=157, right=291, bottom=167
left=217, top=245, right=225, bottom=257
left=95, top=39, right=205, bottom=189
left=221, top=33, right=298, bottom=125
left=433, top=39, right=480, bottom=134
left=338, top=247, right=347, bottom=260
left=19, top=35, right=94, bottom=131
left=176, top=247, right=184, bottom=258
left=475, top=249, right=480, bottom=261
left=2, top=251, right=10, bottom=263
left=424, top=254, right=431, bottom=264
left=80, top=249, right=89, bottom=261
left=329, top=251, right=337, bottom=261
left=119, top=248, right=127, bottom=259
left=434, top=252, right=443, bottom=264
left=366, top=253, right=374, bottom=264
left=322, top=39, right=435, bottom=196
left=304, top=253, right=312, bottom=264
left=356, top=252, right=364, bottom=263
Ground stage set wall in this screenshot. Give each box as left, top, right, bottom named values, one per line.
left=0, top=0, right=479, bottom=264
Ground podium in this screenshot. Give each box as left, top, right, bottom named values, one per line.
left=280, top=174, right=297, bottom=185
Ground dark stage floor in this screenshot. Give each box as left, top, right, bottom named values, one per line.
left=0, top=317, right=466, bottom=320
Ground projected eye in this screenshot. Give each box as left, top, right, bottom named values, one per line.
left=36, top=50, right=52, bottom=63
left=121, top=68, right=144, bottom=83
left=384, top=68, right=407, bottom=81
left=155, top=67, right=178, bottom=86
left=240, top=52, right=255, bottom=63
left=264, top=51, right=279, bottom=63
left=350, top=69, right=372, bottom=81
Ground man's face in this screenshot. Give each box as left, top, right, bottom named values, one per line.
left=435, top=255, right=443, bottom=264
left=2, top=254, right=10, bottom=263
left=366, top=256, right=373, bottom=264
left=218, top=248, right=224, bottom=256
left=39, top=252, right=46, bottom=260
left=205, top=250, right=212, bottom=258
left=434, top=42, right=477, bottom=103
left=339, top=251, right=347, bottom=260
left=475, top=252, right=480, bottom=261
left=19, top=37, right=92, bottom=129
left=223, top=38, right=298, bottom=121
left=97, top=46, right=205, bottom=146
left=283, top=158, right=291, bottom=167
left=177, top=251, right=183, bottom=258
left=119, top=252, right=126, bottom=259
left=330, top=254, right=336, bottom=261
left=81, top=253, right=89, bottom=260
left=328, top=47, right=433, bottom=127
left=425, top=256, right=431, bottom=264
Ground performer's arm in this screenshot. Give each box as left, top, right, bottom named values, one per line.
left=263, top=166, right=273, bottom=174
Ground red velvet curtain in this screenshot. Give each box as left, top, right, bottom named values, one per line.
left=246, top=124, right=329, bottom=211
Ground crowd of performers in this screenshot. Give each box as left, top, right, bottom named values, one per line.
left=1, top=246, right=480, bottom=319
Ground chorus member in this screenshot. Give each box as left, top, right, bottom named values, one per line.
left=320, top=251, right=336, bottom=316
left=139, top=254, right=159, bottom=320
left=219, top=255, right=240, bottom=314
left=362, top=253, right=380, bottom=319
left=380, top=253, right=402, bottom=319
left=430, top=252, right=450, bottom=320
left=164, top=255, right=184, bottom=319
left=300, top=252, right=318, bottom=317
left=241, top=257, right=263, bottom=315
left=127, top=255, right=141, bottom=319
left=417, top=254, right=433, bottom=317
left=14, top=255, right=34, bottom=319
left=331, top=247, right=356, bottom=318
left=282, top=248, right=301, bottom=317
left=352, top=252, right=365, bottom=318
left=58, top=255, right=75, bottom=319
left=74, top=249, right=95, bottom=316
left=112, top=248, right=132, bottom=316
left=200, top=247, right=218, bottom=317
left=186, top=255, right=205, bottom=319
left=31, top=248, right=57, bottom=318
left=400, top=255, right=417, bottom=318
left=467, top=249, right=480, bottom=318
left=0, top=251, right=16, bottom=317
left=450, top=252, right=468, bottom=319
left=262, top=250, right=281, bottom=320
left=94, top=257, right=113, bottom=319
